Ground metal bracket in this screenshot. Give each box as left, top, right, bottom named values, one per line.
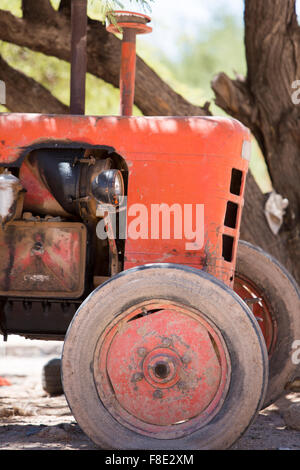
left=72, top=156, right=96, bottom=167
left=244, top=297, right=262, bottom=317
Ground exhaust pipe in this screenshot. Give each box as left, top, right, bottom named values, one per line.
left=106, top=11, right=152, bottom=116
left=70, top=0, right=87, bottom=115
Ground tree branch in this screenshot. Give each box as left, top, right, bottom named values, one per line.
left=22, top=0, right=55, bottom=22
left=0, top=55, right=69, bottom=114
left=211, top=72, right=265, bottom=155
left=0, top=9, right=210, bottom=117
left=59, top=0, right=71, bottom=15
left=212, top=73, right=254, bottom=127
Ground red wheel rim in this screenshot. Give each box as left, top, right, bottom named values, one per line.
left=234, top=275, right=277, bottom=355
left=93, top=301, right=231, bottom=439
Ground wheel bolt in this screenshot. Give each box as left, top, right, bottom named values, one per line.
left=131, top=372, right=143, bottom=383
left=178, top=381, right=187, bottom=390
left=153, top=389, right=163, bottom=399
left=137, top=347, right=147, bottom=357
left=182, top=353, right=191, bottom=365
left=161, top=337, right=172, bottom=347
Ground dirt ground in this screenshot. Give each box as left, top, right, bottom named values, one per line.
left=0, top=337, right=300, bottom=451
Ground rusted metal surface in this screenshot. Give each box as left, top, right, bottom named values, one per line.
left=0, top=221, right=87, bottom=298
left=94, top=301, right=230, bottom=439
left=106, top=11, right=152, bottom=33
left=0, top=113, right=250, bottom=287
left=106, top=11, right=152, bottom=116
left=19, top=155, right=71, bottom=217
left=119, top=28, right=137, bottom=117
left=70, top=0, right=87, bottom=115
left=20, top=148, right=113, bottom=220
left=93, top=275, right=109, bottom=288
left=234, top=275, right=277, bottom=355
left=103, top=212, right=120, bottom=276
left=2, top=298, right=80, bottom=337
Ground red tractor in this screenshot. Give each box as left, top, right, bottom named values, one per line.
left=0, top=6, right=299, bottom=450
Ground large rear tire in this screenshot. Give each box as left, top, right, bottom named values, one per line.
left=62, top=264, right=268, bottom=450
left=235, top=241, right=300, bottom=408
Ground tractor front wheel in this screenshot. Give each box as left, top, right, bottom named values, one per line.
left=62, top=264, right=268, bottom=450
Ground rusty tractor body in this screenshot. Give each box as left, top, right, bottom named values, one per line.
left=0, top=5, right=299, bottom=451
left=0, top=111, right=250, bottom=337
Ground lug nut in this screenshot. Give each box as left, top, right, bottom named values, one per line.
left=182, top=353, right=191, bottom=365
left=153, top=389, right=163, bottom=399
left=137, top=347, right=147, bottom=357
left=131, top=372, right=143, bottom=383
left=178, top=381, right=187, bottom=390
left=161, top=337, right=172, bottom=347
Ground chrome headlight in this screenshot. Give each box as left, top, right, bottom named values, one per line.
left=91, top=169, right=124, bottom=207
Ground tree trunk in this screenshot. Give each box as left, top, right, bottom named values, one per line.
left=212, top=0, right=300, bottom=284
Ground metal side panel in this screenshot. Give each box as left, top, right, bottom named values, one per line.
left=0, top=221, right=87, bottom=298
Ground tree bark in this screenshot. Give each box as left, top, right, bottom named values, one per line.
left=212, top=0, right=300, bottom=284
left=0, top=55, right=68, bottom=114
left=22, top=0, right=54, bottom=23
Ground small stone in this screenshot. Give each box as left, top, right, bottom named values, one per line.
left=282, top=403, right=300, bottom=431
left=0, top=405, right=34, bottom=418
left=0, top=407, right=14, bottom=418
left=35, top=426, right=70, bottom=442
left=12, top=405, right=34, bottom=417
left=285, top=378, right=300, bottom=393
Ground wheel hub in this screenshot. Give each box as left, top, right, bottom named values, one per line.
left=143, top=348, right=180, bottom=388
left=234, top=275, right=276, bottom=354
left=95, top=304, right=229, bottom=434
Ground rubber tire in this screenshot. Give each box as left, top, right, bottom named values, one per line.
left=236, top=241, right=300, bottom=408
left=42, top=358, right=63, bottom=396
left=62, top=264, right=268, bottom=450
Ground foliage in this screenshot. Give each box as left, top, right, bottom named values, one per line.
left=0, top=0, right=21, bottom=16
left=161, top=14, right=246, bottom=106
left=90, top=0, right=154, bottom=16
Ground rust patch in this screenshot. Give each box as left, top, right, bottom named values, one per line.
left=0, top=221, right=87, bottom=298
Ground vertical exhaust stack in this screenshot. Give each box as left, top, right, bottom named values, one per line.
left=106, top=11, right=152, bottom=116
left=70, top=0, right=88, bottom=115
